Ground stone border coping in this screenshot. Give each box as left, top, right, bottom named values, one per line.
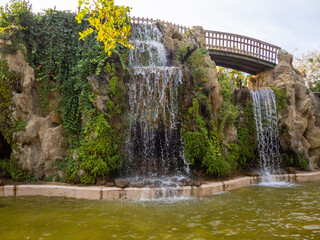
left=1, top=171, right=320, bottom=200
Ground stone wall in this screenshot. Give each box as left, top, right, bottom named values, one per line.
left=248, top=49, right=320, bottom=170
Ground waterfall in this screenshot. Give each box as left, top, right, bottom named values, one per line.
left=251, top=89, right=282, bottom=182
left=125, top=24, right=188, bottom=178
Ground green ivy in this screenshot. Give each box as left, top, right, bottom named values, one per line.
left=72, top=113, right=121, bottom=184
left=183, top=97, right=233, bottom=177
left=183, top=131, right=207, bottom=165
left=186, top=48, right=206, bottom=69
left=217, top=70, right=239, bottom=137
left=192, top=67, right=208, bottom=83
left=0, top=1, right=129, bottom=183
left=202, top=134, right=231, bottom=177
left=234, top=103, right=257, bottom=167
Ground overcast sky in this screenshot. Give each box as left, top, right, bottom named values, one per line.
left=1, top=0, right=319, bottom=57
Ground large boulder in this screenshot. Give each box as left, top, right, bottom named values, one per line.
left=13, top=115, right=66, bottom=178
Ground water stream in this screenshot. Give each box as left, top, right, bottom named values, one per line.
left=125, top=24, right=188, bottom=180
left=251, top=89, right=282, bottom=183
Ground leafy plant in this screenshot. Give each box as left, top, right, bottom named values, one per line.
left=76, top=0, right=133, bottom=56
left=0, top=0, right=35, bottom=39
left=0, top=1, right=130, bottom=183
left=271, top=86, right=287, bottom=113
left=0, top=57, right=19, bottom=144
left=297, top=152, right=309, bottom=170
left=294, top=48, right=320, bottom=91
left=76, top=113, right=121, bottom=184
left=217, top=69, right=239, bottom=137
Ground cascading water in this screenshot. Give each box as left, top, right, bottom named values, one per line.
left=125, top=24, right=188, bottom=180
left=251, top=89, right=282, bottom=182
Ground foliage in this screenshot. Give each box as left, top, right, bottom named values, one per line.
left=271, top=86, right=287, bottom=113
left=176, top=43, right=193, bottom=62
left=0, top=157, right=28, bottom=180
left=186, top=48, right=206, bottom=69
left=297, top=152, right=309, bottom=170
left=192, top=66, right=208, bottom=83
left=76, top=0, right=133, bottom=56
left=183, top=97, right=233, bottom=177
left=182, top=47, right=258, bottom=177
left=0, top=1, right=129, bottom=183
left=235, top=103, right=257, bottom=167
left=72, top=113, right=121, bottom=184
left=0, top=57, right=29, bottom=180
left=294, top=49, right=320, bottom=91
left=202, top=134, right=231, bottom=177
left=282, top=152, right=309, bottom=171
left=217, top=67, right=250, bottom=88
left=15, top=119, right=27, bottom=132
left=217, top=69, right=239, bottom=137
left=0, top=0, right=35, bottom=39
left=183, top=129, right=207, bottom=165
left=64, top=61, right=125, bottom=184
left=0, top=57, right=18, bottom=144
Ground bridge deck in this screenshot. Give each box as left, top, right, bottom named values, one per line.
left=209, top=50, right=276, bottom=75
left=131, top=17, right=281, bottom=75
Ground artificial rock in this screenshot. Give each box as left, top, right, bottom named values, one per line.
left=1, top=45, right=67, bottom=178
left=248, top=49, right=320, bottom=169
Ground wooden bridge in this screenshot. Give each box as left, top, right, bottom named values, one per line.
left=131, top=17, right=281, bottom=75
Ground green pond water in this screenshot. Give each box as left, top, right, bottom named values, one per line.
left=0, top=182, right=320, bottom=240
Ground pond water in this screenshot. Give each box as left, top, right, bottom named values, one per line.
left=0, top=182, right=320, bottom=240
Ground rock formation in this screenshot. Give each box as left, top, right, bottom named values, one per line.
left=160, top=23, right=232, bottom=140
left=1, top=21, right=319, bottom=182
left=248, top=49, right=320, bottom=170
left=0, top=40, right=66, bottom=178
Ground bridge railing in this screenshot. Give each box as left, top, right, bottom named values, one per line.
left=205, top=30, right=279, bottom=64
left=130, top=16, right=280, bottom=64
left=131, top=17, right=188, bottom=35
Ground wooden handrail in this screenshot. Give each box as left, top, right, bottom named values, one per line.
left=131, top=17, right=188, bottom=35
left=130, top=16, right=280, bottom=64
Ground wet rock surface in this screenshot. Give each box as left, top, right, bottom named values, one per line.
left=114, top=179, right=129, bottom=189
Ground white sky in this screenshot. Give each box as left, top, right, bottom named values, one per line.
left=1, top=0, right=320, bottom=57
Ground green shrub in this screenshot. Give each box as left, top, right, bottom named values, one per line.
left=14, top=119, right=27, bottom=132
left=186, top=48, right=206, bottom=69
left=0, top=2, right=129, bottom=183
left=202, top=134, right=231, bottom=177
left=271, top=86, right=287, bottom=113
left=176, top=43, right=193, bottom=62
left=192, top=66, right=208, bottom=83
left=77, top=113, right=121, bottom=184
left=217, top=70, right=239, bottom=137
left=297, top=152, right=309, bottom=170
left=183, top=131, right=207, bottom=165
left=0, top=157, right=28, bottom=181
left=235, top=103, right=257, bottom=167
